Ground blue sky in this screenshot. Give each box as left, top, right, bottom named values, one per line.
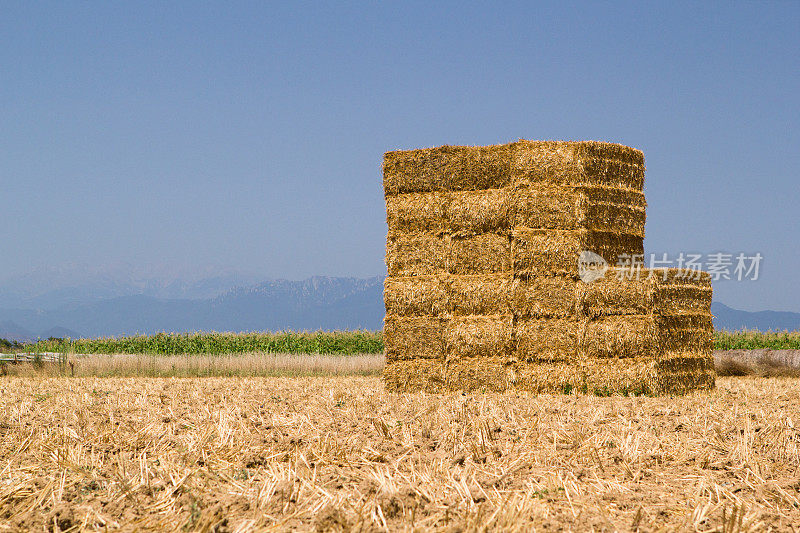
left=1, top=1, right=798, bottom=311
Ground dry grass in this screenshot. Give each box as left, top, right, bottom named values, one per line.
left=1, top=376, right=799, bottom=531
left=1, top=353, right=384, bottom=378
left=714, top=350, right=800, bottom=378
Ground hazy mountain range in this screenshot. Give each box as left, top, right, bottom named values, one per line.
left=0, top=271, right=797, bottom=342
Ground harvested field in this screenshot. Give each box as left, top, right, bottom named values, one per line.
left=2, top=376, right=799, bottom=531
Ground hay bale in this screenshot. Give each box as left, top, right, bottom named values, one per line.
left=384, top=358, right=516, bottom=392
left=512, top=362, right=585, bottom=394
left=584, top=358, right=659, bottom=396
left=383, top=144, right=512, bottom=196
left=580, top=315, right=656, bottom=359
left=445, top=315, right=513, bottom=359
left=384, top=276, right=448, bottom=316
left=383, top=316, right=445, bottom=362
left=512, top=186, right=582, bottom=230
left=513, top=276, right=577, bottom=317
left=516, top=317, right=578, bottom=362
left=446, top=188, right=511, bottom=234
left=512, top=228, right=643, bottom=277
left=512, top=185, right=646, bottom=236
left=576, top=269, right=651, bottom=318
left=385, top=192, right=448, bottom=234
left=580, top=186, right=647, bottom=237
left=655, top=355, right=715, bottom=394
left=444, top=357, right=516, bottom=392
left=651, top=269, right=713, bottom=316
left=448, top=274, right=514, bottom=315
left=448, top=233, right=511, bottom=274
left=386, top=233, right=449, bottom=277
left=512, top=141, right=645, bottom=190
left=384, top=141, right=644, bottom=196
left=384, top=359, right=447, bottom=392
left=657, top=314, right=713, bottom=354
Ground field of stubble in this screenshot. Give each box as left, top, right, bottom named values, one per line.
left=1, top=376, right=799, bottom=532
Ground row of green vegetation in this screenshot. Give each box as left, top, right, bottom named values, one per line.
left=713, top=330, right=800, bottom=350
left=7, top=328, right=799, bottom=356
left=23, top=331, right=383, bottom=355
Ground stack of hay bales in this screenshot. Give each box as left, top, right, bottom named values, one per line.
left=383, top=140, right=714, bottom=395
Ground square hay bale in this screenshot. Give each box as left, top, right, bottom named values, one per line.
left=383, top=316, right=445, bottom=362
left=584, top=357, right=659, bottom=396
left=512, top=276, right=577, bottom=317
left=445, top=315, right=513, bottom=359
left=512, top=228, right=643, bottom=277
left=516, top=317, right=578, bottom=362
left=656, top=355, right=715, bottom=394
left=512, top=185, right=646, bottom=236
left=512, top=186, right=582, bottom=230
left=386, top=233, right=449, bottom=277
left=512, top=362, right=585, bottom=394
left=657, top=314, right=714, bottom=355
left=384, top=276, right=448, bottom=316
left=383, top=144, right=512, bottom=196
left=580, top=315, right=656, bottom=359
left=385, top=192, right=448, bottom=235
left=512, top=141, right=645, bottom=191
left=384, top=359, right=447, bottom=392
left=446, top=188, right=511, bottom=235
left=384, top=358, right=517, bottom=392
left=580, top=186, right=646, bottom=237
left=448, top=274, right=514, bottom=315
left=443, top=357, right=516, bottom=392
left=576, top=269, right=651, bottom=318
left=651, top=269, right=713, bottom=316
left=581, top=312, right=713, bottom=360
left=448, top=233, right=511, bottom=274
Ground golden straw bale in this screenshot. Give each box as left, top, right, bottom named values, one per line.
left=382, top=144, right=512, bottom=196
left=584, top=357, right=659, bottom=395
left=445, top=315, right=513, bottom=360
left=383, top=140, right=644, bottom=195
left=580, top=186, right=647, bottom=237
left=512, top=186, right=582, bottom=229
left=657, top=314, right=714, bottom=354
left=511, top=141, right=645, bottom=190
left=446, top=188, right=511, bottom=234
left=386, top=233, right=449, bottom=277
left=581, top=158, right=645, bottom=191
left=512, top=276, right=577, bottom=317
left=384, top=276, right=448, bottom=316
left=384, top=358, right=516, bottom=392
left=655, top=355, right=715, bottom=394
left=511, top=185, right=646, bottom=236
left=444, top=357, right=516, bottom=392
left=383, top=315, right=445, bottom=362
left=383, top=359, right=447, bottom=392
left=650, top=268, right=713, bottom=316
left=656, top=371, right=715, bottom=395
left=580, top=315, right=656, bottom=359
left=385, top=192, right=448, bottom=235
left=448, top=274, right=514, bottom=315
left=581, top=141, right=645, bottom=166
left=449, top=144, right=514, bottom=191
left=448, top=233, right=511, bottom=274
left=576, top=269, right=651, bottom=318
left=516, top=317, right=578, bottom=362
left=512, top=228, right=642, bottom=277
left=512, top=362, right=586, bottom=394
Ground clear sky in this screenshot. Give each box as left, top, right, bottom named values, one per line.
left=1, top=1, right=798, bottom=311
